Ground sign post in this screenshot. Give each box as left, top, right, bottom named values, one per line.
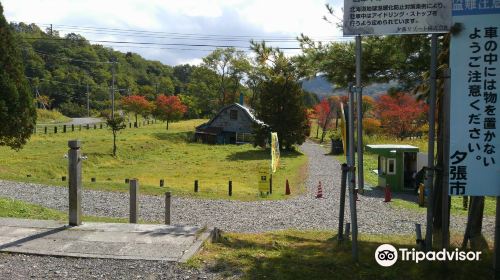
left=344, top=0, right=451, bottom=259
left=449, top=2, right=499, bottom=276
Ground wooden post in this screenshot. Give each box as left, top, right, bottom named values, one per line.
left=100, top=123, right=103, bottom=129
left=68, top=140, right=82, bottom=226
left=44, top=126, right=47, bottom=134
left=269, top=174, right=273, bottom=194
left=416, top=223, right=424, bottom=250
left=94, top=124, right=97, bottom=129
left=129, top=179, right=139, bottom=223
left=54, top=126, right=57, bottom=134
left=418, top=183, right=425, bottom=207
left=228, top=181, right=232, bottom=196
left=71, top=124, right=75, bottom=131
left=160, top=179, right=164, bottom=187
left=86, top=124, right=90, bottom=130
left=165, top=192, right=171, bottom=225
left=194, top=180, right=199, bottom=192
left=63, top=125, right=67, bottom=133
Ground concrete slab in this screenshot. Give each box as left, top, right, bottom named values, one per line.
left=0, top=217, right=212, bottom=262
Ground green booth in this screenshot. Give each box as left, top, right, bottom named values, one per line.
left=366, top=144, right=420, bottom=192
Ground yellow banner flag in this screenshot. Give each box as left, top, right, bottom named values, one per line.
left=340, top=103, right=347, bottom=155
left=271, top=132, right=280, bottom=173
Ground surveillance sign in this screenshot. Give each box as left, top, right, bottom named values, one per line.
left=449, top=1, right=500, bottom=196
left=343, top=0, right=451, bottom=35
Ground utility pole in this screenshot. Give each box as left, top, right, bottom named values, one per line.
left=355, top=35, right=364, bottom=193
left=50, top=24, right=53, bottom=36
left=111, top=61, right=116, bottom=119
left=425, top=34, right=438, bottom=251
left=86, top=83, right=90, bottom=117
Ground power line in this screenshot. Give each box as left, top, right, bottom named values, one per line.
left=22, top=36, right=305, bottom=50
left=35, top=23, right=345, bottom=41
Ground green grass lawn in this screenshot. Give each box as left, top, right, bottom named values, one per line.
left=190, top=230, right=494, bottom=280
left=0, top=197, right=128, bottom=223
left=0, top=119, right=307, bottom=200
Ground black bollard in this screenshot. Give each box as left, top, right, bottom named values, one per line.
left=194, top=180, right=199, bottom=192
left=229, top=181, right=232, bottom=196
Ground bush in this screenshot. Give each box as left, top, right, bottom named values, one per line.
left=58, top=103, right=87, bottom=117
left=36, top=109, right=71, bottom=124
left=363, top=118, right=381, bottom=136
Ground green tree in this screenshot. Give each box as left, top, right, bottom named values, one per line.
left=0, top=3, right=36, bottom=150
left=106, top=115, right=126, bottom=157
left=251, top=42, right=309, bottom=150
left=202, top=48, right=250, bottom=106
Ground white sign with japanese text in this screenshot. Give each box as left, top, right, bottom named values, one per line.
left=343, top=0, right=451, bottom=35
left=449, top=1, right=500, bottom=196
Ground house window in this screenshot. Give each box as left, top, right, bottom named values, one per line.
left=230, top=110, right=238, bottom=120
left=387, top=158, right=396, bottom=175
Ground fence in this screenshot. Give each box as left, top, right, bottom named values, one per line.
left=33, top=119, right=158, bottom=135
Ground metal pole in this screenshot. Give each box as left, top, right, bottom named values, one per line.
left=111, top=61, right=116, bottom=119
left=348, top=84, right=359, bottom=261
left=68, top=140, right=82, bottom=226
left=86, top=83, right=90, bottom=117
left=494, top=197, right=500, bottom=279
left=441, top=68, right=451, bottom=249
left=425, top=34, right=438, bottom=251
left=355, top=35, right=364, bottom=193
left=338, top=163, right=348, bottom=244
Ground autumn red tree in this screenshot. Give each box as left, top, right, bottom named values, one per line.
left=376, top=92, right=428, bottom=140
left=121, top=95, right=153, bottom=127
left=313, top=98, right=336, bottom=143
left=154, top=95, right=187, bottom=130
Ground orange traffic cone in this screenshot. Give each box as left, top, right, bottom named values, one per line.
left=316, top=181, right=323, bottom=198
left=285, top=179, right=291, bottom=195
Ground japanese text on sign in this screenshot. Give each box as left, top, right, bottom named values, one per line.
left=449, top=4, right=499, bottom=196
left=343, top=0, right=451, bottom=35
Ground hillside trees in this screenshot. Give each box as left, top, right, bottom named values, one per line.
left=154, top=95, right=187, bottom=130
left=376, top=93, right=428, bottom=140
left=0, top=3, right=36, bottom=150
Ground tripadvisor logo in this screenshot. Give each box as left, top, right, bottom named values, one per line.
left=375, top=244, right=482, bottom=267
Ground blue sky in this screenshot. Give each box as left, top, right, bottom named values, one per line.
left=3, top=0, right=344, bottom=65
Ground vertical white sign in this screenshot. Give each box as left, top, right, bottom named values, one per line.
left=449, top=1, right=500, bottom=196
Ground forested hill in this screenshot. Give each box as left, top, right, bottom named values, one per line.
left=13, top=22, right=193, bottom=117
left=14, top=22, right=319, bottom=118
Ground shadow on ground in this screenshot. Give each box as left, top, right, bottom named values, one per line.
left=226, top=149, right=302, bottom=161
left=152, top=132, right=194, bottom=142
left=200, top=231, right=494, bottom=280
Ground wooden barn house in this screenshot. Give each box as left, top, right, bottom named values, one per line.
left=195, top=103, right=266, bottom=144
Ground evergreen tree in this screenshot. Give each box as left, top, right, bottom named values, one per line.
left=251, top=42, right=309, bottom=150
left=0, top=3, right=36, bottom=149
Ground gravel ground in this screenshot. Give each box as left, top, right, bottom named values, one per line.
left=0, top=140, right=494, bottom=236
left=0, top=253, right=219, bottom=280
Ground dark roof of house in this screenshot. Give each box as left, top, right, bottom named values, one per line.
left=195, top=103, right=267, bottom=130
